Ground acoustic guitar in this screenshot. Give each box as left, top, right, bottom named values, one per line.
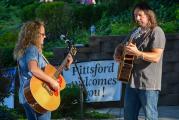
left=24, top=46, right=77, bottom=113
left=117, top=27, right=143, bottom=83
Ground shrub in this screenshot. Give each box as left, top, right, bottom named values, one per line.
left=73, top=4, right=106, bottom=29
left=148, top=0, right=177, bottom=22
left=73, top=29, right=90, bottom=45
left=105, top=0, right=139, bottom=16
left=0, top=70, right=10, bottom=103
left=4, top=0, right=34, bottom=7
left=55, top=0, right=77, bottom=4
left=85, top=110, right=115, bottom=119
left=21, top=3, right=40, bottom=22
left=36, top=2, right=74, bottom=41
left=176, top=5, right=179, bottom=31
left=0, top=31, right=18, bottom=48
left=160, top=21, right=178, bottom=33
left=0, top=31, right=18, bottom=67
left=0, top=106, right=24, bottom=120
left=0, top=47, right=16, bottom=68
left=52, top=84, right=83, bottom=118
left=52, top=84, right=114, bottom=119
left=111, top=22, right=133, bottom=35
left=96, top=16, right=112, bottom=35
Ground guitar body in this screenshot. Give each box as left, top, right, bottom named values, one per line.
left=24, top=64, right=66, bottom=113
left=117, top=53, right=134, bottom=83
left=116, top=27, right=144, bottom=83
left=115, top=43, right=135, bottom=83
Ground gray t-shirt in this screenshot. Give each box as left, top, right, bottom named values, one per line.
left=130, top=26, right=166, bottom=90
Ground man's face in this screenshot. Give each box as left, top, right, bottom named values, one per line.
left=134, top=8, right=149, bottom=28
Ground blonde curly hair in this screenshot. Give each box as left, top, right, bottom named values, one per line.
left=13, top=20, right=44, bottom=60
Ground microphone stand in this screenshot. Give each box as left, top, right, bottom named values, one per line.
left=65, top=40, right=87, bottom=120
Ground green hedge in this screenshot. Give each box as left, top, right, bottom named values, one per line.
left=0, top=31, right=18, bottom=67
left=0, top=70, right=10, bottom=103
left=36, top=2, right=73, bottom=41
left=73, top=4, right=106, bottom=28
left=176, top=4, right=179, bottom=31
left=4, top=0, right=35, bottom=7
left=20, top=2, right=106, bottom=41
left=52, top=84, right=82, bottom=118
left=51, top=84, right=114, bottom=119
left=0, top=0, right=178, bottom=67
left=0, top=106, right=24, bottom=120
left=21, top=3, right=40, bottom=22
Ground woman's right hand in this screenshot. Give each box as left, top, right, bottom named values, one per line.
left=49, top=79, right=60, bottom=91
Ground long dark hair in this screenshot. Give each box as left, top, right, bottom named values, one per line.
left=132, top=2, right=157, bottom=29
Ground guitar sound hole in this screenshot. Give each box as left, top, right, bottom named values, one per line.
left=42, top=83, right=53, bottom=96
left=124, top=60, right=133, bottom=64
left=125, top=55, right=133, bottom=58
left=123, top=64, right=133, bottom=69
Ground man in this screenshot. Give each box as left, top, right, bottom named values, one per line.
left=113, top=2, right=166, bottom=120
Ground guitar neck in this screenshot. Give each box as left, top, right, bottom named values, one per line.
left=126, top=38, right=133, bottom=45
left=54, top=46, right=76, bottom=79
left=54, top=56, right=68, bottom=79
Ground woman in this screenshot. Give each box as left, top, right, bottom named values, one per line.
left=14, top=20, right=73, bottom=120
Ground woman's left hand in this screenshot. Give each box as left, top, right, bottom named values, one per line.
left=65, top=53, right=73, bottom=70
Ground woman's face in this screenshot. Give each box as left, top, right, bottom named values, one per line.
left=134, top=8, right=149, bottom=28
left=38, top=25, right=46, bottom=45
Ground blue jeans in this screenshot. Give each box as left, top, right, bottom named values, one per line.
left=124, top=85, right=159, bottom=120
left=22, top=102, right=51, bottom=120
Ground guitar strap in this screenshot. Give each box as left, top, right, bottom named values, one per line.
left=122, top=27, right=142, bottom=45
left=17, top=61, right=21, bottom=79
left=41, top=54, right=50, bottom=64
left=137, top=29, right=152, bottom=49
left=16, top=61, right=26, bottom=87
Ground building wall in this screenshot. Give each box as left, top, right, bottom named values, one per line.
left=53, top=34, right=179, bottom=106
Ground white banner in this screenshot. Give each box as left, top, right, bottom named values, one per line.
left=63, top=60, right=122, bottom=103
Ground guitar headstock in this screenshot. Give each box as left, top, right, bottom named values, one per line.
left=131, top=27, right=142, bottom=39
left=69, top=45, right=77, bottom=56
